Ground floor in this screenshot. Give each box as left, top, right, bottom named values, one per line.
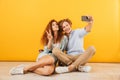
left=0, top=62, right=120, bottom=80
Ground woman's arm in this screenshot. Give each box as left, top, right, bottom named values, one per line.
left=47, top=39, right=52, bottom=50
left=46, top=29, right=53, bottom=50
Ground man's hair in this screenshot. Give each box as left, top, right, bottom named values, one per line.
left=58, top=18, right=72, bottom=29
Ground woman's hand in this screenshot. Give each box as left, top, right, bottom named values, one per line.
left=46, top=29, right=53, bottom=41
left=46, top=29, right=53, bottom=50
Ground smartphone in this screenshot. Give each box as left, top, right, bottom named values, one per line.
left=81, top=16, right=90, bottom=21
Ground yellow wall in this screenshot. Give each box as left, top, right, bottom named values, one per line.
left=0, top=0, right=119, bottom=62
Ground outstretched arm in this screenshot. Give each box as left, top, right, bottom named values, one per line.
left=84, top=16, right=93, bottom=32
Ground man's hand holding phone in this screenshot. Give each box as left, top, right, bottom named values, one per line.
left=81, top=16, right=93, bottom=23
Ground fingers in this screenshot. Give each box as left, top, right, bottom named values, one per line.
left=49, top=29, right=52, bottom=34
left=89, top=16, right=93, bottom=22
left=86, top=16, right=93, bottom=22
left=46, top=30, right=49, bottom=35
left=89, top=16, right=93, bottom=20
left=46, top=29, right=52, bottom=35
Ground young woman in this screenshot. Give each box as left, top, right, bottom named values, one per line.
left=9, top=19, right=68, bottom=76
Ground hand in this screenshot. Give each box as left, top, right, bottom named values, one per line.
left=84, top=16, right=93, bottom=32
left=87, top=16, right=93, bottom=23
left=46, top=29, right=53, bottom=41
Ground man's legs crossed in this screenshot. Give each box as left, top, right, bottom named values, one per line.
left=52, top=48, right=74, bottom=66
left=55, top=46, right=96, bottom=73
left=68, top=46, right=96, bottom=71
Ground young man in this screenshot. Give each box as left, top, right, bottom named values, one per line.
left=52, top=16, right=96, bottom=73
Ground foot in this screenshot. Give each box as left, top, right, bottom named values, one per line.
left=78, top=65, right=92, bottom=72
left=55, top=66, right=69, bottom=74
left=9, top=64, right=25, bottom=75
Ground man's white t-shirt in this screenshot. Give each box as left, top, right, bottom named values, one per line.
left=67, top=28, right=88, bottom=55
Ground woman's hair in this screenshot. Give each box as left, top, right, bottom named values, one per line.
left=58, top=18, right=72, bottom=31
left=41, top=19, right=64, bottom=45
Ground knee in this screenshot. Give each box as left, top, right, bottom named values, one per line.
left=89, top=46, right=96, bottom=55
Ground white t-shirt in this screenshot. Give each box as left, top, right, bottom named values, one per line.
left=67, top=28, right=88, bottom=55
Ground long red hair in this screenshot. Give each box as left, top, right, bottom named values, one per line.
left=41, top=19, right=63, bottom=45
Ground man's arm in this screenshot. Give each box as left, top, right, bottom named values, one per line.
left=84, top=16, right=93, bottom=32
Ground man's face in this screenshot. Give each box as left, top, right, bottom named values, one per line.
left=62, top=21, right=72, bottom=34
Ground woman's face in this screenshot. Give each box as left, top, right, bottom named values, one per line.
left=52, top=22, right=59, bottom=31
left=62, top=21, right=71, bottom=34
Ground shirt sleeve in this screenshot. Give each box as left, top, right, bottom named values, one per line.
left=43, top=46, right=52, bottom=53
left=60, top=36, right=68, bottom=51
left=77, top=28, right=88, bottom=37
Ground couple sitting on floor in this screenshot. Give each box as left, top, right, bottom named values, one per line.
left=10, top=17, right=96, bottom=76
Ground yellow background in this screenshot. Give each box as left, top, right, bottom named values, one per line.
left=0, top=0, right=119, bottom=62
